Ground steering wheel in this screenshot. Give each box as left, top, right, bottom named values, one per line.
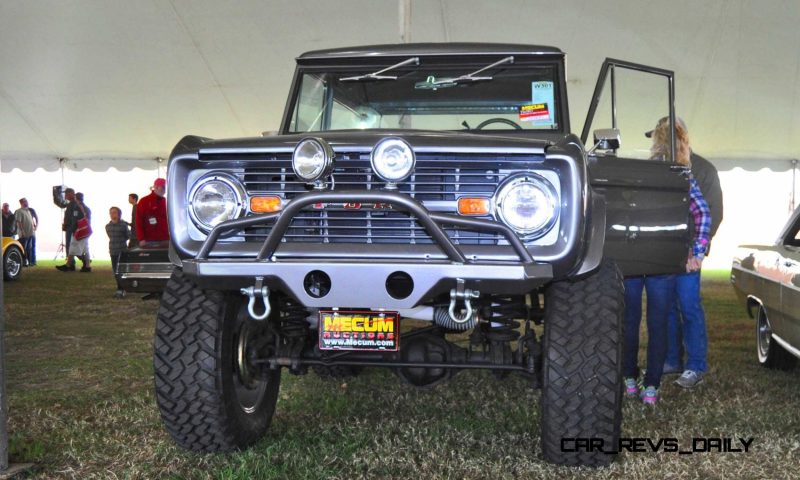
left=475, top=117, right=523, bottom=130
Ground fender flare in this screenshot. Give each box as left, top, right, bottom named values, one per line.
left=570, top=191, right=607, bottom=279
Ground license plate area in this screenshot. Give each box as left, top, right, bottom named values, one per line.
left=318, top=310, right=399, bottom=351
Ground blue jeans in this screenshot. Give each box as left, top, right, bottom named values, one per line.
left=666, top=271, right=708, bottom=373
left=19, top=237, right=32, bottom=265
left=27, top=235, right=36, bottom=265
left=623, top=275, right=677, bottom=388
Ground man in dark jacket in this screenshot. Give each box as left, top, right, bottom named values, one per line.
left=689, top=153, right=724, bottom=242
left=2, top=203, right=16, bottom=238
left=136, top=178, right=169, bottom=247
left=57, top=191, right=92, bottom=272
left=27, top=200, right=39, bottom=266
left=128, top=193, right=139, bottom=248
left=56, top=188, right=76, bottom=270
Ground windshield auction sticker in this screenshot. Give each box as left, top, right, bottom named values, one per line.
left=319, top=310, right=399, bottom=351
left=529, top=81, right=555, bottom=126
left=519, top=103, right=550, bottom=122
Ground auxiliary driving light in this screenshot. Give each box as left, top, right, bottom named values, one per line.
left=188, top=172, right=246, bottom=232
left=494, top=174, right=559, bottom=238
left=370, top=138, right=415, bottom=185
left=293, top=137, right=334, bottom=184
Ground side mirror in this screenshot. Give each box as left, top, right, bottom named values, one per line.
left=592, top=128, right=621, bottom=151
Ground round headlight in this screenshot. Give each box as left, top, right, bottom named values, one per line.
left=188, top=173, right=245, bottom=232
left=370, top=138, right=415, bottom=184
left=495, top=174, right=559, bottom=238
left=293, top=137, right=334, bottom=183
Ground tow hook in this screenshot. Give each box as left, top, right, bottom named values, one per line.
left=241, top=277, right=271, bottom=321
left=448, top=278, right=480, bottom=324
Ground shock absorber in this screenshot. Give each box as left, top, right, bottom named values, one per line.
left=468, top=296, right=529, bottom=372
left=273, top=296, right=310, bottom=372
left=278, top=300, right=310, bottom=339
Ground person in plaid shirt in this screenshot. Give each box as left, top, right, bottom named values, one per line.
left=622, top=117, right=714, bottom=405
left=106, top=206, right=130, bottom=298
left=648, top=117, right=719, bottom=389
left=688, top=173, right=711, bottom=266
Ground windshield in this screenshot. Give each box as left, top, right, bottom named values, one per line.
left=287, top=59, right=561, bottom=133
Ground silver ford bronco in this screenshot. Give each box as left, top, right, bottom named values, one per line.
left=154, top=43, right=691, bottom=466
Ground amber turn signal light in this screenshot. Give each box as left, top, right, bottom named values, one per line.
left=457, top=197, right=491, bottom=215
left=250, top=196, right=282, bottom=213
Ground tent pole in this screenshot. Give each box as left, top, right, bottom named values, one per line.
left=399, top=0, right=412, bottom=43
left=0, top=160, right=33, bottom=477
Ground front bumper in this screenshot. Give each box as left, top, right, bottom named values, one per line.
left=182, top=190, right=554, bottom=309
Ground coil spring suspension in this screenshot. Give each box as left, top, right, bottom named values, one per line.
left=277, top=300, right=310, bottom=340
left=484, top=296, right=528, bottom=342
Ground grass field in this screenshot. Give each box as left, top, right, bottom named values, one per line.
left=3, top=264, right=799, bottom=479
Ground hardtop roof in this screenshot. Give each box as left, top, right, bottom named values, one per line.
left=298, top=43, right=564, bottom=61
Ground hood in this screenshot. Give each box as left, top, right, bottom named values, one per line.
left=178, top=129, right=557, bottom=156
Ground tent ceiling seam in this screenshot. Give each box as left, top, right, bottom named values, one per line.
left=167, top=0, right=248, bottom=136
left=0, top=85, right=57, bottom=154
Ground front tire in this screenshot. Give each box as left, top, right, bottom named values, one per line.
left=3, top=246, right=23, bottom=281
left=756, top=304, right=796, bottom=371
left=154, top=268, right=281, bottom=451
left=540, top=261, right=624, bottom=467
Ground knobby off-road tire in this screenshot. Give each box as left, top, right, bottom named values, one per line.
left=154, top=268, right=281, bottom=451
left=540, top=261, right=624, bottom=467
left=756, top=304, right=797, bottom=371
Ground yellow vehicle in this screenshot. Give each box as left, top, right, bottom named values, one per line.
left=2, top=237, right=24, bottom=281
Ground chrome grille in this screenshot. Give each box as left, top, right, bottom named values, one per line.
left=199, top=150, right=542, bottom=245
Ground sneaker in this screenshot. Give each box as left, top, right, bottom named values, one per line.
left=675, top=370, right=704, bottom=389
left=113, top=290, right=125, bottom=299
left=662, top=363, right=682, bottom=375
left=79, top=267, right=92, bottom=273
left=55, top=264, right=75, bottom=272
left=624, top=377, right=639, bottom=397
left=641, top=385, right=659, bottom=405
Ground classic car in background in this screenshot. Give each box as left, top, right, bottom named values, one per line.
left=114, top=241, right=172, bottom=294
left=2, top=237, right=25, bottom=281
left=731, top=205, right=800, bottom=370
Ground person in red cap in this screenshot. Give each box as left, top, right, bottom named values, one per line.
left=136, top=178, right=169, bottom=246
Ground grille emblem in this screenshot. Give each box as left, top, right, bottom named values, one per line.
left=311, top=202, right=395, bottom=210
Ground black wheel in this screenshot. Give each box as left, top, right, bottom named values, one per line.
left=756, top=304, right=797, bottom=371
left=3, top=246, right=23, bottom=281
left=154, top=268, right=281, bottom=451
left=540, top=261, right=624, bottom=467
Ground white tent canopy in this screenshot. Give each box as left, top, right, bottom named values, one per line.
left=2, top=0, right=800, bottom=161
left=1, top=0, right=798, bottom=268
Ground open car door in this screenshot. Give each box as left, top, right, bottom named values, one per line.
left=582, top=59, right=691, bottom=277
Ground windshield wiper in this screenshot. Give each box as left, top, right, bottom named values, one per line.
left=341, top=57, right=420, bottom=82
left=424, top=56, right=515, bottom=87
